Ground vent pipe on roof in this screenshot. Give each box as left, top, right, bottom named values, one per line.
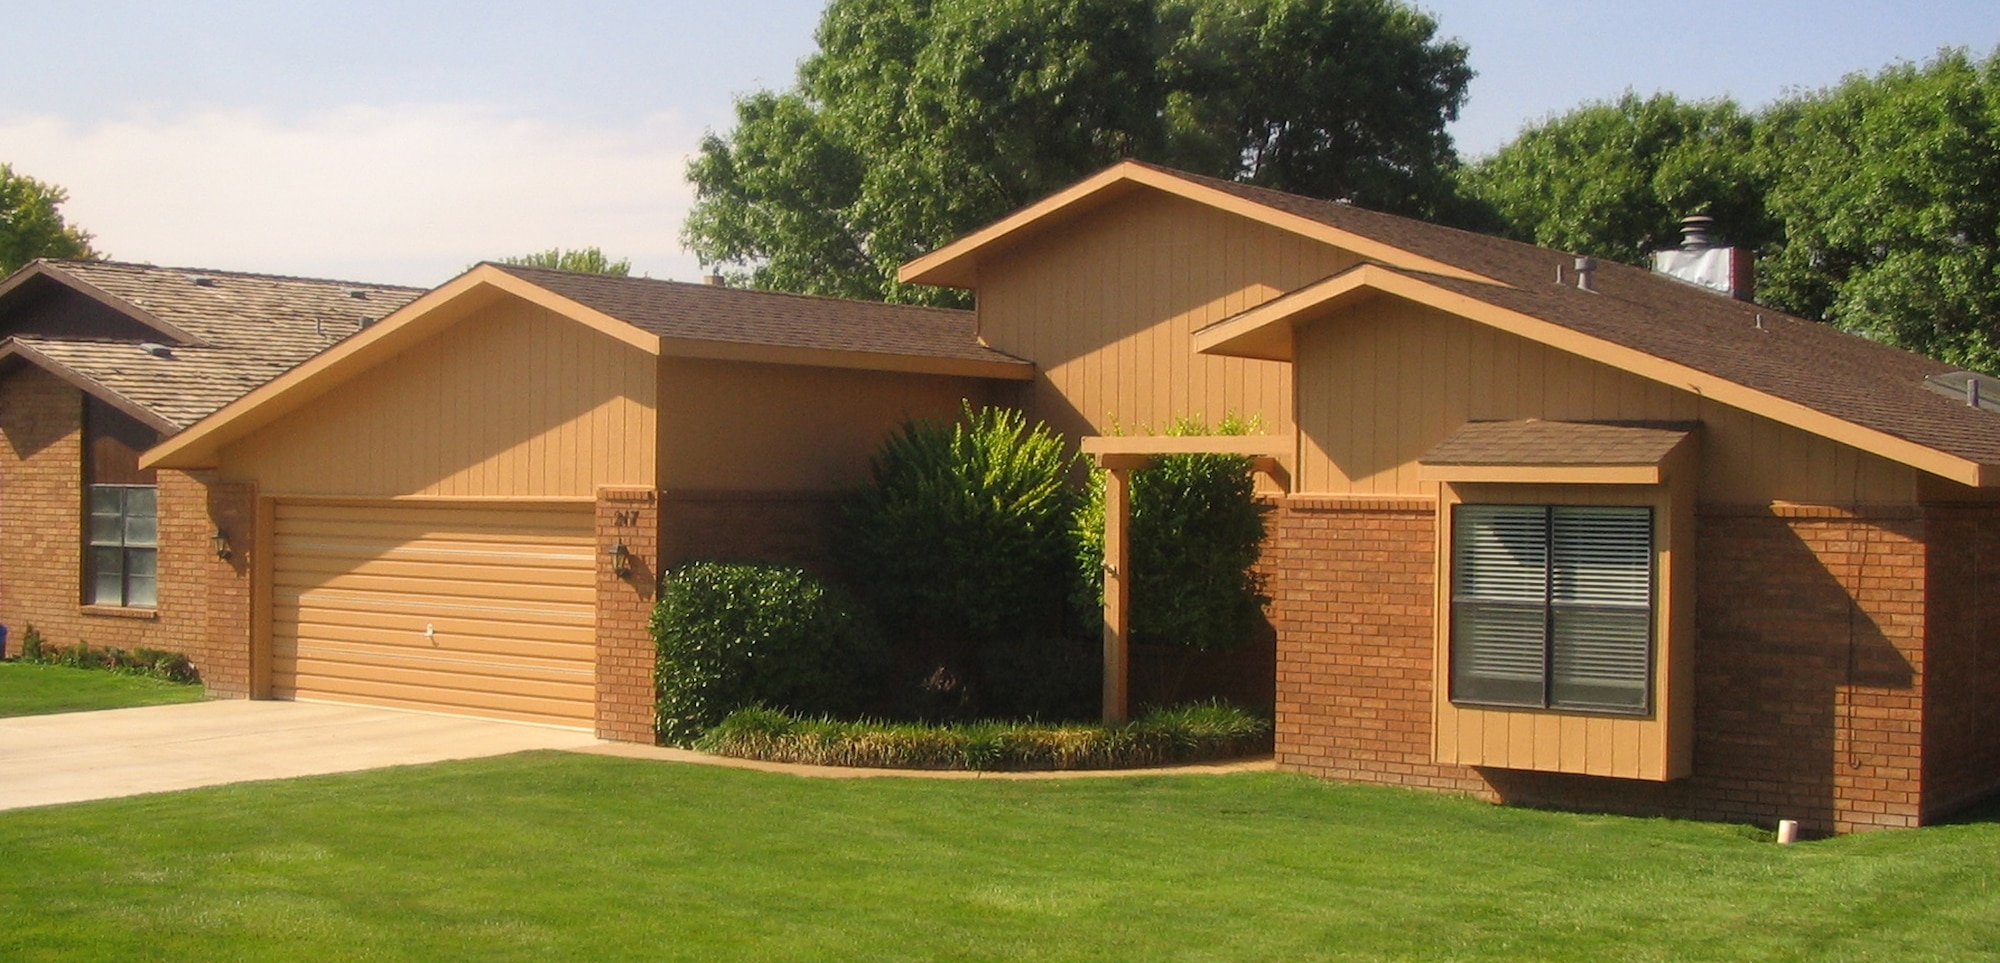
left=139, top=342, right=173, bottom=359
left=1653, top=213, right=1754, bottom=301
left=703, top=274, right=726, bottom=287
left=1574, top=257, right=1598, bottom=293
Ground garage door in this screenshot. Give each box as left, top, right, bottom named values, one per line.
left=272, top=501, right=596, bottom=728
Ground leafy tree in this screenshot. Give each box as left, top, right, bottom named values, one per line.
left=1461, top=92, right=1772, bottom=264
left=1, top=163, right=96, bottom=274
left=684, top=0, right=1475, bottom=303
left=500, top=246, right=632, bottom=276
left=1756, top=49, right=2000, bottom=373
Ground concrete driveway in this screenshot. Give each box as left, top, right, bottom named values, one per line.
left=0, top=700, right=603, bottom=812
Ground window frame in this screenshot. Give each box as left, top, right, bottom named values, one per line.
left=86, top=483, right=160, bottom=609
left=1448, top=503, right=1657, bottom=716
left=81, top=396, right=162, bottom=611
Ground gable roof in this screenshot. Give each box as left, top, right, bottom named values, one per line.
left=0, top=259, right=423, bottom=431
left=489, top=264, right=1026, bottom=373
left=145, top=263, right=1031, bottom=469
left=899, top=160, right=2000, bottom=487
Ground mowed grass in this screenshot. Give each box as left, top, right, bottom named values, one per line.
left=0, top=661, right=204, bottom=717
left=2, top=753, right=1996, bottom=962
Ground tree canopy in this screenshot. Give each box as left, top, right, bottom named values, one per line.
left=499, top=246, right=632, bottom=276
left=1, top=164, right=96, bottom=275
left=683, top=0, right=1473, bottom=304
left=1466, top=49, right=2000, bottom=374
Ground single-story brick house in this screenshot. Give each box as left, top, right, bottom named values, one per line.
left=0, top=259, right=423, bottom=693
left=142, top=263, right=1027, bottom=740
left=900, top=161, right=2000, bottom=833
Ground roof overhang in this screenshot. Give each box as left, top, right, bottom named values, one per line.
left=1197, top=267, right=1997, bottom=488
left=142, top=264, right=664, bottom=470
left=0, top=260, right=206, bottom=347
left=1417, top=421, right=1697, bottom=485
left=1080, top=433, right=1289, bottom=474
left=0, top=339, right=179, bottom=433
left=898, top=161, right=1498, bottom=290
left=656, top=337, right=1033, bottom=380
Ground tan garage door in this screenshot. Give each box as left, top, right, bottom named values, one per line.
left=272, top=500, right=596, bottom=728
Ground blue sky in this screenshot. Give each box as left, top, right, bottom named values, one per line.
left=2, top=1, right=1993, bottom=286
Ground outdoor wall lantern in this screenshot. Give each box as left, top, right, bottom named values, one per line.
left=611, top=541, right=632, bottom=578
left=211, top=528, right=232, bottom=560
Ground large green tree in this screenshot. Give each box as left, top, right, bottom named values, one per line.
left=1757, top=50, right=2000, bottom=373
left=1, top=164, right=96, bottom=274
left=1461, top=92, right=1772, bottom=264
left=684, top=0, right=1473, bottom=304
left=500, top=246, right=632, bottom=276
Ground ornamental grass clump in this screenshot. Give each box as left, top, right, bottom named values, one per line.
left=696, top=701, right=1270, bottom=771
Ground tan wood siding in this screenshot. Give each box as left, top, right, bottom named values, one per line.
left=1294, top=299, right=1918, bottom=504
left=976, top=190, right=1354, bottom=444
left=220, top=297, right=656, bottom=498
left=657, top=357, right=994, bottom=492
left=271, top=500, right=595, bottom=728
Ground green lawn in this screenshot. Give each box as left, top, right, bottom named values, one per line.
left=0, top=661, right=204, bottom=717
left=2, top=754, right=1995, bottom=961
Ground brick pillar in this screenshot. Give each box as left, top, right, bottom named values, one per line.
left=200, top=478, right=256, bottom=698
left=595, top=487, right=660, bottom=743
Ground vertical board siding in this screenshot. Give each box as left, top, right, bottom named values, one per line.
left=220, top=298, right=656, bottom=497
left=977, top=191, right=1357, bottom=442
left=656, top=358, right=993, bottom=493
left=1294, top=300, right=1918, bottom=504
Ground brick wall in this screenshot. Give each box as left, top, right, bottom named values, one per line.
left=198, top=480, right=256, bottom=697
left=0, top=370, right=217, bottom=680
left=1921, top=503, right=2000, bottom=818
left=595, top=488, right=659, bottom=743
left=1268, top=496, right=1935, bottom=834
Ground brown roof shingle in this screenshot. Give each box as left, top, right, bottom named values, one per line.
left=491, top=264, right=1027, bottom=369
left=3, top=260, right=423, bottom=429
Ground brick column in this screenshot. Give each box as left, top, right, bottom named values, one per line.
left=595, top=488, right=660, bottom=743
left=200, top=478, right=256, bottom=698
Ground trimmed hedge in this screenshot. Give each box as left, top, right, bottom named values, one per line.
left=652, top=562, right=888, bottom=746
left=695, top=701, right=1271, bottom=771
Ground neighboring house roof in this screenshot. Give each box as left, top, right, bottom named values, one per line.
left=146, top=263, right=1032, bottom=469
left=490, top=264, right=1022, bottom=371
left=903, top=159, right=2000, bottom=487
left=0, top=259, right=423, bottom=431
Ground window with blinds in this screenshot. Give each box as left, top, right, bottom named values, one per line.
left=1450, top=504, right=1653, bottom=714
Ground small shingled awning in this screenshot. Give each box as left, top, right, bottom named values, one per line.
left=1417, top=420, right=1698, bottom=485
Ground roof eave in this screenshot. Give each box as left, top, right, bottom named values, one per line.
left=0, top=260, right=209, bottom=347
left=0, top=339, right=182, bottom=434
left=898, top=161, right=1500, bottom=290
left=658, top=337, right=1034, bottom=380
left=1196, top=268, right=1995, bottom=489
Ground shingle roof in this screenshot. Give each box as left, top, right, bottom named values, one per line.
left=1420, top=420, right=1695, bottom=468
left=491, top=264, right=1026, bottom=369
left=1, top=260, right=423, bottom=430
left=1144, top=162, right=2000, bottom=469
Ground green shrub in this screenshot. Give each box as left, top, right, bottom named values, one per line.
left=652, top=562, right=888, bottom=746
left=1073, top=415, right=1272, bottom=653
left=976, top=634, right=1099, bottom=721
left=837, top=402, right=1076, bottom=642
left=10, top=630, right=199, bottom=684
left=696, top=700, right=1271, bottom=771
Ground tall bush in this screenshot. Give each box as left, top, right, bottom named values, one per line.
left=837, top=402, right=1076, bottom=642
left=1073, top=415, right=1272, bottom=654
left=651, top=562, right=887, bottom=746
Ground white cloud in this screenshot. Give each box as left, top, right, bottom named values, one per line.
left=0, top=105, right=704, bottom=287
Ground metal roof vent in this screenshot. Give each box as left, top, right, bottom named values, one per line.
left=139, top=342, right=174, bottom=359
left=703, top=274, right=726, bottom=286
left=185, top=274, right=217, bottom=287
left=1925, top=371, right=2000, bottom=414
left=1678, top=215, right=1716, bottom=251
left=1574, top=257, right=1598, bottom=293
left=344, top=287, right=369, bottom=300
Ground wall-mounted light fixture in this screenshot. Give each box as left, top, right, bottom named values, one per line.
left=211, top=528, right=232, bottom=560
left=611, top=541, right=632, bottom=578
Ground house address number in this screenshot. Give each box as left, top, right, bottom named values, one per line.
left=613, top=510, right=643, bottom=526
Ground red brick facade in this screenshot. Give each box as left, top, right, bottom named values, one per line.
left=595, top=487, right=660, bottom=743
left=0, top=369, right=230, bottom=685
left=1267, top=495, right=1989, bottom=834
